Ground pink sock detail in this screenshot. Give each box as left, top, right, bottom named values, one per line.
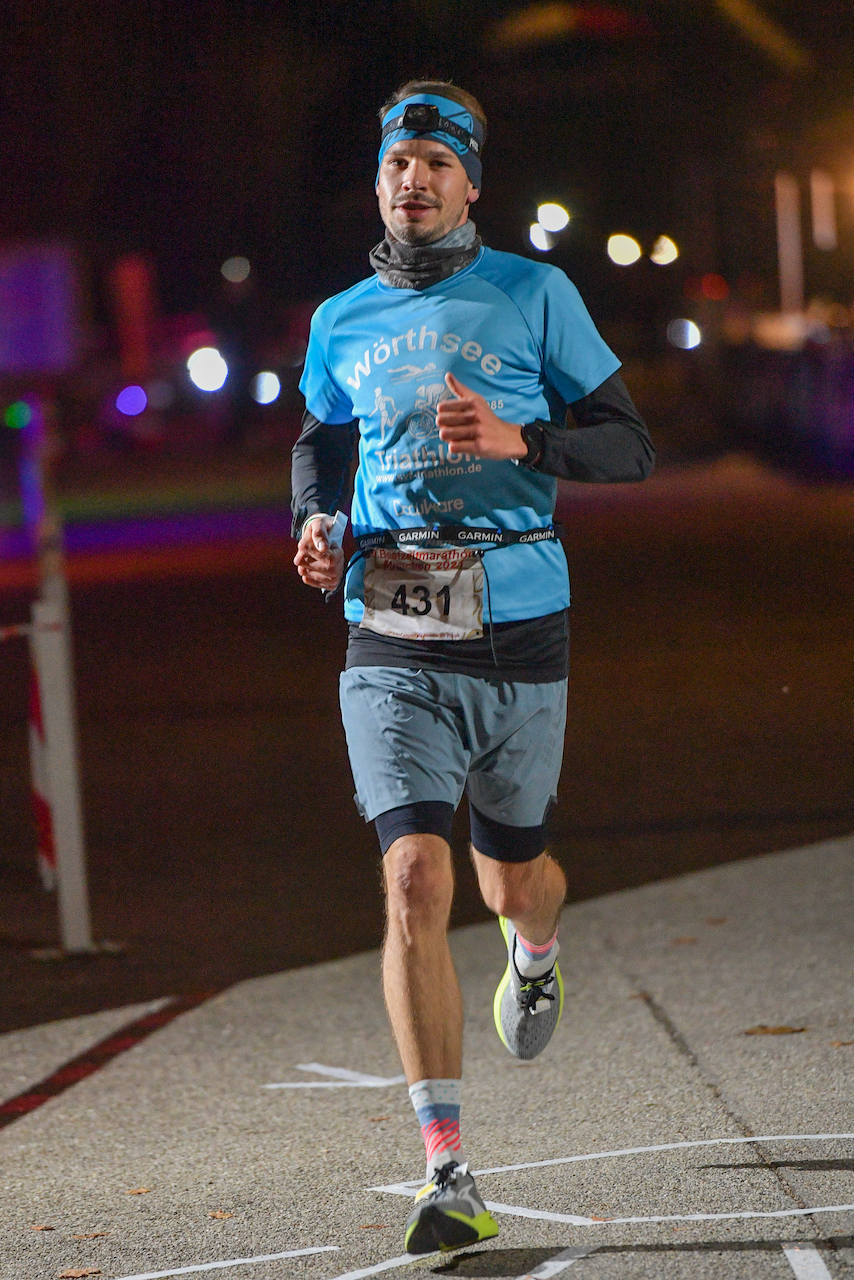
left=516, top=929, right=558, bottom=957
left=421, top=1118, right=461, bottom=1165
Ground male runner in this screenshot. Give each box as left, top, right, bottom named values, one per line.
left=292, top=81, right=654, bottom=1254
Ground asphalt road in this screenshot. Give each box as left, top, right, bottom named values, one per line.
left=0, top=457, right=852, bottom=1030
left=0, top=835, right=852, bottom=1279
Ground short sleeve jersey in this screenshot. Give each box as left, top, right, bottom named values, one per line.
left=299, top=247, right=620, bottom=624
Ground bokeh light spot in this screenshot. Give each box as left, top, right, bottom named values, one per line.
left=145, top=380, right=175, bottom=411
left=667, top=319, right=702, bottom=350
left=607, top=234, right=642, bottom=265
left=187, top=347, right=228, bottom=392
left=4, top=401, right=32, bottom=429
left=529, top=223, right=555, bottom=252
left=250, top=372, right=281, bottom=404
left=701, top=273, right=730, bottom=301
left=221, top=257, right=251, bottom=283
left=116, top=385, right=148, bottom=416
left=650, top=235, right=679, bottom=265
left=537, top=202, right=570, bottom=232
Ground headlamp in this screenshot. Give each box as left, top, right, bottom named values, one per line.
left=377, top=92, right=484, bottom=189
left=401, top=103, right=441, bottom=132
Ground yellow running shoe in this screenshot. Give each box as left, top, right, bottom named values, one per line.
left=493, top=916, right=564, bottom=1059
left=404, top=1162, right=499, bottom=1255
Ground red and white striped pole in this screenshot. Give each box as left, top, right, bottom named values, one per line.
left=0, top=612, right=91, bottom=949
left=17, top=398, right=94, bottom=952
left=0, top=619, right=59, bottom=892
left=28, top=660, right=57, bottom=892
left=29, top=601, right=92, bottom=951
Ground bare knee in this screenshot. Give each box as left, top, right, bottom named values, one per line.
left=478, top=860, right=537, bottom=921
left=472, top=849, right=544, bottom=920
left=384, top=835, right=454, bottom=934
left=482, top=878, right=539, bottom=920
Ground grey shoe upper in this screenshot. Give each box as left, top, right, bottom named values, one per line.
left=409, top=1163, right=487, bottom=1220
left=498, top=921, right=562, bottom=1060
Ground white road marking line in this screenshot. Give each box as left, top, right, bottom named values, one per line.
left=515, top=1246, right=598, bottom=1279
left=297, top=1063, right=407, bottom=1085
left=484, top=1202, right=597, bottom=1225
left=325, top=1251, right=439, bottom=1280
left=265, top=1081, right=402, bottom=1089
left=371, top=1133, right=854, bottom=1190
left=783, top=1244, right=834, bottom=1279
left=371, top=1134, right=854, bottom=1233
left=487, top=1201, right=854, bottom=1227
left=264, top=1063, right=406, bottom=1089
left=112, top=1244, right=339, bottom=1280
left=470, top=1132, right=854, bottom=1179
left=373, top=1187, right=854, bottom=1228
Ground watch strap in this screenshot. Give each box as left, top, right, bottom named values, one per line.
left=520, top=422, right=546, bottom=468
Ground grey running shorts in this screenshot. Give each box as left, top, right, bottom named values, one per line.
left=339, top=666, right=567, bottom=828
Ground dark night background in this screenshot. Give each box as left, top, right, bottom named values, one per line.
left=4, top=0, right=854, bottom=312
left=1, top=1, right=853, bottom=1032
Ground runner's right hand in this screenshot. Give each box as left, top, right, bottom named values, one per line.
left=294, top=515, right=345, bottom=591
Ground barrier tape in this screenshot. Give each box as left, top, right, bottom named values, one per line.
left=0, top=619, right=62, bottom=641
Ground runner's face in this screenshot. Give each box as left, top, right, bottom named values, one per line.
left=377, top=138, right=479, bottom=245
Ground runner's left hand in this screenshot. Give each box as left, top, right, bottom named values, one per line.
left=437, top=372, right=527, bottom=462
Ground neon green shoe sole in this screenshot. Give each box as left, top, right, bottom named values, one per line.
left=404, top=1165, right=499, bottom=1255
left=493, top=916, right=564, bottom=1059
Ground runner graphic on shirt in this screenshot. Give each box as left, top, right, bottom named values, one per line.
left=370, top=387, right=403, bottom=444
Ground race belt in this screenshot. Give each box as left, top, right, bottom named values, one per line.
left=355, top=523, right=562, bottom=552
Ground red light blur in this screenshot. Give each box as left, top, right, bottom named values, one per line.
left=701, top=274, right=730, bottom=302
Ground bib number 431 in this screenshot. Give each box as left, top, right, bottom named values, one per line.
left=361, top=548, right=483, bottom=641
left=391, top=583, right=451, bottom=618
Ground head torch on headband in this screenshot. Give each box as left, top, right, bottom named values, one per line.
left=377, top=93, right=483, bottom=189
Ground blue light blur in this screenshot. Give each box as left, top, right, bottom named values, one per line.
left=116, top=385, right=148, bottom=416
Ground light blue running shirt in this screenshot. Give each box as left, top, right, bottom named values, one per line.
left=299, top=247, right=621, bottom=624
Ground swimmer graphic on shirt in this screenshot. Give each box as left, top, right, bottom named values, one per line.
left=389, top=362, right=438, bottom=385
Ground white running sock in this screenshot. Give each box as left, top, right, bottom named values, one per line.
left=409, top=1078, right=466, bottom=1181
left=514, top=929, right=559, bottom=979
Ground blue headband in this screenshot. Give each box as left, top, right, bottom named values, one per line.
left=377, top=93, right=483, bottom=189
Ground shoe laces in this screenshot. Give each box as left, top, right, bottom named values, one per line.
left=519, top=969, right=556, bottom=1013
left=432, top=1161, right=461, bottom=1190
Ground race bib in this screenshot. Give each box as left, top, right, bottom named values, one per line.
left=361, top=548, right=483, bottom=640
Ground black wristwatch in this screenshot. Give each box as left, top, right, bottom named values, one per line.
left=519, top=421, right=546, bottom=469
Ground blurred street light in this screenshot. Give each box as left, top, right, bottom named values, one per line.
left=537, top=202, right=570, bottom=232
left=116, top=385, right=148, bottom=416
left=775, top=172, right=804, bottom=314
left=607, top=234, right=642, bottom=265
left=250, top=372, right=281, bottom=404
left=667, top=319, right=702, bottom=349
left=650, top=235, right=679, bottom=265
left=4, top=401, right=32, bottom=429
left=187, top=347, right=228, bottom=391
left=810, top=170, right=837, bottom=251
left=529, top=223, right=556, bottom=252
left=489, top=2, right=644, bottom=51
left=221, top=256, right=251, bottom=283
left=701, top=273, right=730, bottom=301
left=713, top=0, right=812, bottom=74
left=146, top=380, right=175, bottom=411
